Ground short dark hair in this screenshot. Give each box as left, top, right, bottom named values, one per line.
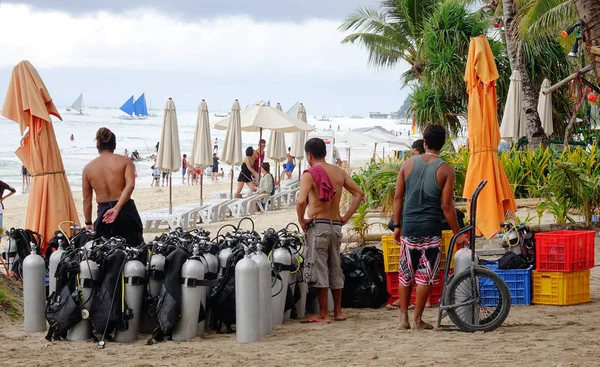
left=423, top=124, right=446, bottom=151
left=261, top=162, right=270, bottom=173
left=245, top=146, right=254, bottom=157
left=96, top=127, right=116, bottom=153
left=183, top=154, right=187, bottom=158
left=259, top=139, right=266, bottom=145
left=411, top=139, right=425, bottom=154
left=305, top=138, right=327, bottom=159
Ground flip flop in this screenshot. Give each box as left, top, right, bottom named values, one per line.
left=386, top=303, right=400, bottom=310
left=300, top=317, right=331, bottom=324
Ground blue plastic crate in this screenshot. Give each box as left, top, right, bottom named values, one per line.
left=479, top=265, right=532, bottom=306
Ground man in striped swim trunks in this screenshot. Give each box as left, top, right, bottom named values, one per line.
left=392, top=124, right=468, bottom=330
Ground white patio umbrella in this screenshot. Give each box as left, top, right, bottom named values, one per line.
left=268, top=103, right=288, bottom=188
left=290, top=103, right=308, bottom=180
left=500, top=70, right=527, bottom=143
left=190, top=99, right=213, bottom=205
left=213, top=101, right=314, bottom=133
left=537, top=78, right=554, bottom=137
left=220, top=99, right=244, bottom=198
left=156, top=98, right=182, bottom=214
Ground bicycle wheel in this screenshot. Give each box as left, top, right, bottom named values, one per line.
left=444, top=266, right=511, bottom=332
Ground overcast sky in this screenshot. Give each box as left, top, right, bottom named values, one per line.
left=0, top=1, right=409, bottom=115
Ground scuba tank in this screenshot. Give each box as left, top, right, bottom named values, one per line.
left=235, top=248, right=260, bottom=343
left=453, top=246, right=479, bottom=324
left=218, top=246, right=233, bottom=278
left=114, top=257, right=146, bottom=342
left=271, top=246, right=291, bottom=326
left=67, top=255, right=100, bottom=341
left=148, top=252, right=166, bottom=298
left=173, top=244, right=206, bottom=341
left=48, top=235, right=66, bottom=296
left=196, top=245, right=218, bottom=335
left=250, top=244, right=272, bottom=337
left=23, top=245, right=47, bottom=332
left=2, top=234, right=17, bottom=275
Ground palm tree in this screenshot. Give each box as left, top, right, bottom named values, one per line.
left=338, top=0, right=440, bottom=85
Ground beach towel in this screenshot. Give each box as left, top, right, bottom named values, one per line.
left=304, top=165, right=336, bottom=201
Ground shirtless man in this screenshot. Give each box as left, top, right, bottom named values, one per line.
left=392, top=124, right=467, bottom=330
left=297, top=138, right=364, bottom=323
left=82, top=128, right=143, bottom=247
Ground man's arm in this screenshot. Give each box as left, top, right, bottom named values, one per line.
left=341, top=172, right=365, bottom=225
left=296, top=173, right=312, bottom=231
left=393, top=164, right=406, bottom=241
left=440, top=164, right=461, bottom=235
left=113, top=159, right=136, bottom=213
left=82, top=168, right=93, bottom=226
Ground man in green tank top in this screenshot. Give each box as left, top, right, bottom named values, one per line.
left=392, top=124, right=468, bottom=329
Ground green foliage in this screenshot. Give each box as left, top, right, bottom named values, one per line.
left=348, top=204, right=387, bottom=244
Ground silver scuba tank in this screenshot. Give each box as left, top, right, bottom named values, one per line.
left=23, top=245, right=47, bottom=332
left=453, top=246, right=479, bottom=324
left=173, top=245, right=206, bottom=341
left=250, top=245, right=272, bottom=337
left=309, top=289, right=335, bottom=314
left=294, top=274, right=308, bottom=319
left=48, top=237, right=66, bottom=296
left=114, top=258, right=146, bottom=342
left=271, top=247, right=291, bottom=326
left=148, top=252, right=166, bottom=298
left=67, top=256, right=100, bottom=341
left=197, top=249, right=218, bottom=335
left=218, top=246, right=233, bottom=278
left=235, top=250, right=260, bottom=343
left=2, top=234, right=17, bottom=275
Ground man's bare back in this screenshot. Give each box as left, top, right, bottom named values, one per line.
left=83, top=153, right=134, bottom=203
left=305, top=163, right=345, bottom=220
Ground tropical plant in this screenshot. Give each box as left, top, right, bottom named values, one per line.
left=347, top=204, right=387, bottom=245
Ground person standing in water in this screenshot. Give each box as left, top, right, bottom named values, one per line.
left=297, top=138, right=364, bottom=323
left=182, top=154, right=189, bottom=184
left=82, top=128, right=143, bottom=247
left=392, top=124, right=467, bottom=330
left=70, top=134, right=74, bottom=141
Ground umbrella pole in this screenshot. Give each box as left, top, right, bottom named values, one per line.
left=258, top=128, right=263, bottom=187
left=169, top=173, right=173, bottom=214
left=230, top=169, right=234, bottom=199
left=200, top=171, right=203, bottom=206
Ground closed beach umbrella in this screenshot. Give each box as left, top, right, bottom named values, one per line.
left=537, top=78, right=553, bottom=137
left=190, top=99, right=212, bottom=205
left=463, top=36, right=517, bottom=239
left=499, top=70, right=527, bottom=143
left=221, top=100, right=243, bottom=198
left=268, top=103, right=288, bottom=188
left=290, top=103, right=308, bottom=179
left=1, top=61, right=79, bottom=252
left=156, top=98, right=181, bottom=214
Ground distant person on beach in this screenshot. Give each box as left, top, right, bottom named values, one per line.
left=21, top=165, right=30, bottom=191
left=124, top=149, right=129, bottom=158
left=219, top=168, right=225, bottom=179
left=256, top=163, right=274, bottom=205
left=155, top=141, right=159, bottom=152
left=285, top=147, right=296, bottom=179
left=212, top=153, right=219, bottom=181
left=235, top=146, right=258, bottom=198
left=252, top=139, right=266, bottom=183
left=70, top=134, right=74, bottom=141
left=131, top=150, right=141, bottom=160
left=213, top=138, right=219, bottom=154
left=391, top=124, right=467, bottom=330
left=411, top=139, right=425, bottom=156
left=0, top=180, right=17, bottom=231
left=161, top=171, right=168, bottom=187
left=182, top=154, right=189, bottom=184
left=187, top=164, right=194, bottom=185
left=332, top=145, right=342, bottom=167
left=297, top=138, right=364, bottom=323
left=195, top=169, right=202, bottom=185
left=151, top=162, right=160, bottom=187
left=82, top=128, right=143, bottom=247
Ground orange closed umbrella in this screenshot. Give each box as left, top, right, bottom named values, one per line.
left=462, top=37, right=517, bottom=239
left=1, top=61, right=79, bottom=252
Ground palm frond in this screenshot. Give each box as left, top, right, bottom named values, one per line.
left=518, top=0, right=577, bottom=39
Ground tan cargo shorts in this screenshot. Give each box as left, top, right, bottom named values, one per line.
left=304, top=219, right=344, bottom=290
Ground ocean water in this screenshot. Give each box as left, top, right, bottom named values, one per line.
left=0, top=107, right=414, bottom=192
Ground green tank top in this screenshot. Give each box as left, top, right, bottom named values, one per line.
left=401, top=155, right=444, bottom=237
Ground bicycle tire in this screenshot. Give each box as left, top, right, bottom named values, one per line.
left=444, top=266, right=511, bottom=332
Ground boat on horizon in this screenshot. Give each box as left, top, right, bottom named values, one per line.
left=316, top=116, right=331, bottom=122
left=350, top=115, right=364, bottom=119
left=369, top=111, right=389, bottom=119
left=66, top=93, right=84, bottom=115
left=214, top=112, right=229, bottom=118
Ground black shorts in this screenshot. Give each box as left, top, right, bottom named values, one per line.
left=162, top=172, right=168, bottom=178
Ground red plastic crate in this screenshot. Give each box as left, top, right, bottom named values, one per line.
left=386, top=271, right=444, bottom=305
left=535, top=230, right=595, bottom=272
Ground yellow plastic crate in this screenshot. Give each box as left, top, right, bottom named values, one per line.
left=532, top=270, right=590, bottom=306
left=382, top=230, right=456, bottom=273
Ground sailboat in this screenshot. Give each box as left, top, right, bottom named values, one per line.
left=119, top=96, right=135, bottom=119
left=286, top=101, right=300, bottom=116
left=66, top=93, right=84, bottom=114
left=133, top=93, right=149, bottom=119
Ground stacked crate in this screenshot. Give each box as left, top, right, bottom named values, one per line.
left=532, top=230, right=594, bottom=305
left=382, top=230, right=455, bottom=305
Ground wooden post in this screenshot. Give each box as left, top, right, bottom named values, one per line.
left=372, top=143, right=378, bottom=160
left=543, top=65, right=593, bottom=95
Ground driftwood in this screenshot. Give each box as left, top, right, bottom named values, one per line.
left=543, top=65, right=593, bottom=95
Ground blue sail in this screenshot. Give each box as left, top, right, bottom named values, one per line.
left=133, top=93, right=149, bottom=116
left=120, top=96, right=134, bottom=115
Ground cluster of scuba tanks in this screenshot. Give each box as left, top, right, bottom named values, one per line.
left=1, top=218, right=308, bottom=346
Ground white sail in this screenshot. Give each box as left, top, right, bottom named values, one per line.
left=70, top=93, right=83, bottom=113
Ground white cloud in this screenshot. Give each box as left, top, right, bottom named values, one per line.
left=0, top=3, right=392, bottom=78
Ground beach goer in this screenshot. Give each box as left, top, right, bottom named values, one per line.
left=151, top=163, right=160, bottom=187
left=82, top=128, right=143, bottom=247
left=219, top=168, right=225, bottom=179
left=161, top=171, right=168, bottom=187
left=213, top=138, right=219, bottom=154
left=182, top=154, right=188, bottom=184
left=256, top=162, right=274, bottom=196
left=70, top=134, right=74, bottom=141
left=195, top=169, right=202, bottom=185
left=285, top=147, right=296, bottom=179
left=124, top=149, right=129, bottom=158
left=212, top=153, right=219, bottom=181
left=411, top=139, right=425, bottom=156
left=21, top=165, right=30, bottom=191
left=332, top=145, right=342, bottom=167
left=392, top=124, right=467, bottom=330
left=252, top=139, right=266, bottom=183
left=235, top=147, right=258, bottom=198
left=297, top=138, right=364, bottom=323
left=0, top=180, right=17, bottom=231
left=132, top=150, right=141, bottom=160
left=155, top=141, right=159, bottom=152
